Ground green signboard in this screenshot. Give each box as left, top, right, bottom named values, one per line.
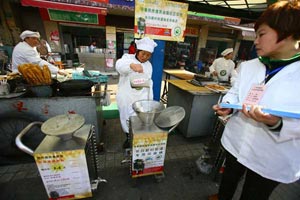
left=48, top=9, right=98, bottom=24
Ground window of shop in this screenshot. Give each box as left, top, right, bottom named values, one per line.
left=164, top=36, right=198, bottom=69
left=59, top=23, right=106, bottom=61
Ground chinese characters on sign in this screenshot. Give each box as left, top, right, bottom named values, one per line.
left=132, top=132, right=168, bottom=177
left=34, top=150, right=92, bottom=199
left=134, top=0, right=188, bottom=42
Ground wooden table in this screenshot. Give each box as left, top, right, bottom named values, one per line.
left=161, top=69, right=195, bottom=103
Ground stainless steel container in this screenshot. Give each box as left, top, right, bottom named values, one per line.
left=132, top=100, right=165, bottom=125
left=64, top=44, right=70, bottom=53
left=94, top=48, right=103, bottom=54
left=74, top=48, right=80, bottom=53
left=79, top=46, right=89, bottom=53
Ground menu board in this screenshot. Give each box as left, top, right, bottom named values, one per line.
left=132, top=132, right=168, bottom=177
left=34, top=150, right=92, bottom=200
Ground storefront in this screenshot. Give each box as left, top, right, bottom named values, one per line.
left=1, top=0, right=253, bottom=72
left=164, top=27, right=199, bottom=70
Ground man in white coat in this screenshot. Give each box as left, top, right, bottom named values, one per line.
left=209, top=48, right=237, bottom=85
left=12, top=30, right=65, bottom=75
left=116, top=37, right=157, bottom=148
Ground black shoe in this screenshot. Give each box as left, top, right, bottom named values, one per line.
left=123, top=140, right=130, bottom=149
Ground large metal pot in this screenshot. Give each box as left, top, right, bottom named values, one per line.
left=132, top=100, right=165, bottom=125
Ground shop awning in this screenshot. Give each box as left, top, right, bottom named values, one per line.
left=21, top=0, right=107, bottom=15
left=225, top=24, right=255, bottom=38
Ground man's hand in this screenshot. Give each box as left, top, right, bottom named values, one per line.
left=58, top=69, right=67, bottom=76
left=212, top=71, right=218, bottom=76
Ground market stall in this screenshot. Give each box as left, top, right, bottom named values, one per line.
left=160, top=69, right=195, bottom=103
left=0, top=68, right=109, bottom=166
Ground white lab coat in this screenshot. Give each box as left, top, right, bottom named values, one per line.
left=221, top=58, right=300, bottom=183
left=89, top=45, right=96, bottom=53
left=12, top=41, right=59, bottom=74
left=209, top=57, right=236, bottom=83
left=116, top=54, right=153, bottom=133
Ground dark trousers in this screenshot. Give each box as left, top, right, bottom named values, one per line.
left=218, top=150, right=280, bottom=200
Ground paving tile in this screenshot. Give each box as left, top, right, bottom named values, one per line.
left=11, top=171, right=27, bottom=180
left=0, top=166, right=8, bottom=174
left=166, top=146, right=177, bottom=153
left=25, top=170, right=40, bottom=178
left=0, top=173, right=14, bottom=183
left=105, top=160, right=115, bottom=168
left=168, top=153, right=178, bottom=160
left=105, top=152, right=115, bottom=161
left=6, top=165, right=23, bottom=173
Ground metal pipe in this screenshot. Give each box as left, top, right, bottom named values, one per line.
left=15, top=122, right=43, bottom=156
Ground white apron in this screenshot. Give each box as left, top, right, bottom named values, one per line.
left=116, top=54, right=153, bottom=133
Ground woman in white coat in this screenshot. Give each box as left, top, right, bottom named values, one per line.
left=209, top=1, right=300, bottom=200
left=116, top=37, right=157, bottom=148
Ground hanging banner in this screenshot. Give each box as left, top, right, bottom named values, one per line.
left=134, top=0, right=188, bottom=42
left=48, top=9, right=99, bottom=24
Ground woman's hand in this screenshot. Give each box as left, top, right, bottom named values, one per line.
left=130, top=63, right=143, bottom=73
left=212, top=104, right=232, bottom=116
left=241, top=104, right=281, bottom=126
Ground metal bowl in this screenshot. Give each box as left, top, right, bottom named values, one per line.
left=132, top=100, right=165, bottom=125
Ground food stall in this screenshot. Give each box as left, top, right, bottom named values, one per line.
left=0, top=66, right=109, bottom=166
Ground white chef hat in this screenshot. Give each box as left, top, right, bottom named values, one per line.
left=135, top=37, right=157, bottom=53
left=221, top=48, right=233, bottom=56
left=20, top=30, right=40, bottom=40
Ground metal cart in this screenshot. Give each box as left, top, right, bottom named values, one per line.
left=16, top=114, right=107, bottom=200
left=125, top=105, right=186, bottom=181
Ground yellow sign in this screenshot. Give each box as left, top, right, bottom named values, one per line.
left=34, top=150, right=92, bottom=199
left=134, top=0, right=188, bottom=42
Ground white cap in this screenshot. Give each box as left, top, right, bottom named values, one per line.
left=221, top=48, right=233, bottom=56
left=20, top=30, right=40, bottom=40
left=135, top=37, right=157, bottom=53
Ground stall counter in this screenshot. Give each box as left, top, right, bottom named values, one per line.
left=167, top=80, right=220, bottom=137
left=0, top=96, right=103, bottom=143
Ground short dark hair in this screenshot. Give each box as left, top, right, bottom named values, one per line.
left=254, top=0, right=300, bottom=42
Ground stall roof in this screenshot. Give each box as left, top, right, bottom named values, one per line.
left=225, top=24, right=256, bottom=39
left=186, top=0, right=268, bottom=12
left=174, top=0, right=275, bottom=23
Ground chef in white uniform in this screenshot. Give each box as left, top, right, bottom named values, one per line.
left=209, top=48, right=237, bottom=85
left=12, top=30, right=65, bottom=75
left=116, top=37, right=157, bottom=148
left=210, top=1, right=300, bottom=199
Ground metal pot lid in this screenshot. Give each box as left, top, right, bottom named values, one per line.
left=41, top=114, right=85, bottom=137
left=154, top=106, right=185, bottom=128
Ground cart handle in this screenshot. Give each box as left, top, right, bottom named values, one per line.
left=15, top=122, right=43, bottom=156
